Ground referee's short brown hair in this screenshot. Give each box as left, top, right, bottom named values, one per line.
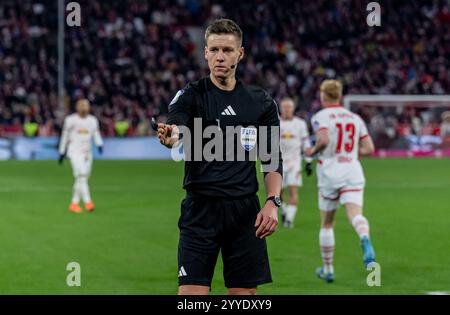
left=205, top=19, right=243, bottom=47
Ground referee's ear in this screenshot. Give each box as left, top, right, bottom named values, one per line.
left=238, top=46, right=244, bottom=62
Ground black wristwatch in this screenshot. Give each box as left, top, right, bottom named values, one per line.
left=266, top=196, right=282, bottom=208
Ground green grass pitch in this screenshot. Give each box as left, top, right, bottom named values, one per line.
left=0, top=158, right=449, bottom=294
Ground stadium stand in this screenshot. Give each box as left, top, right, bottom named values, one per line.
left=0, top=0, right=449, bottom=141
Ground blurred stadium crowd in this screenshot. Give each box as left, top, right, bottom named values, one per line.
left=0, top=0, right=449, bottom=147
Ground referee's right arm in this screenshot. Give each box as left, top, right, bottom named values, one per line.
left=157, top=88, right=193, bottom=148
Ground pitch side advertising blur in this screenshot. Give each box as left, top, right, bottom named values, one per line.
left=2, top=137, right=172, bottom=160
left=0, top=135, right=448, bottom=160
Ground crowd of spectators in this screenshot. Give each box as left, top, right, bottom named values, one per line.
left=0, top=0, right=449, bottom=145
left=354, top=105, right=449, bottom=149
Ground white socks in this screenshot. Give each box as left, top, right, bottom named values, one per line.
left=319, top=228, right=335, bottom=274
left=281, top=203, right=297, bottom=223
left=285, top=204, right=297, bottom=223
left=281, top=202, right=287, bottom=216
left=72, top=176, right=91, bottom=204
left=72, top=181, right=80, bottom=203
left=351, top=214, right=370, bottom=239
left=317, top=215, right=370, bottom=275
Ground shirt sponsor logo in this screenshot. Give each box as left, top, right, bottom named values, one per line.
left=281, top=131, right=295, bottom=139
left=77, top=128, right=89, bottom=134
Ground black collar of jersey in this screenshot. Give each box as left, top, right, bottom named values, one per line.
left=205, top=76, right=243, bottom=94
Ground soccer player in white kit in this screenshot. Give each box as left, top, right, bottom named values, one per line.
left=59, top=99, right=103, bottom=213
left=306, top=80, right=376, bottom=283
left=279, top=98, right=313, bottom=228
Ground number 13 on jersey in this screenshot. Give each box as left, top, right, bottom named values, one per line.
left=335, top=123, right=355, bottom=153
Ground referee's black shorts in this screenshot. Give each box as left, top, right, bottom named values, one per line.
left=177, top=192, right=272, bottom=288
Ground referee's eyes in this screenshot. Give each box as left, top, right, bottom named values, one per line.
left=209, top=48, right=234, bottom=53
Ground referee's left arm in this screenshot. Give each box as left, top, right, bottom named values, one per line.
left=255, top=92, right=283, bottom=239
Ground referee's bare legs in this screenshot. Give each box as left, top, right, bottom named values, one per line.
left=179, top=285, right=256, bottom=295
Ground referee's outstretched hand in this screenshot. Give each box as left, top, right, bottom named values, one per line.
left=255, top=203, right=279, bottom=239
left=157, top=123, right=180, bottom=148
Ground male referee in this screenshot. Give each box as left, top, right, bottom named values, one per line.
left=157, top=19, right=283, bottom=295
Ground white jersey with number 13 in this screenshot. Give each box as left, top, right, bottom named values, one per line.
left=311, top=105, right=369, bottom=189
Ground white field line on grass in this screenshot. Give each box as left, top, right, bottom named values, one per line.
left=367, top=182, right=448, bottom=189
left=0, top=186, right=166, bottom=193
left=0, top=182, right=448, bottom=193
left=426, top=291, right=450, bottom=295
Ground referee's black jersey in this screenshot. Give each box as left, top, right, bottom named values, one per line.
left=166, top=76, right=282, bottom=198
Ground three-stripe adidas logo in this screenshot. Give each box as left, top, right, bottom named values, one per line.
left=221, top=105, right=236, bottom=116
left=178, top=266, right=187, bottom=277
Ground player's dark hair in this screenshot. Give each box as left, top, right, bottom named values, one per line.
left=205, top=18, right=243, bottom=46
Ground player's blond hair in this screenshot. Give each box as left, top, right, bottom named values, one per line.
left=76, top=98, right=90, bottom=107
left=442, top=111, right=450, bottom=121
left=280, top=97, right=296, bottom=109
left=320, top=80, right=343, bottom=103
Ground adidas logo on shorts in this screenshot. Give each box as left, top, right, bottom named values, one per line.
left=178, top=266, right=187, bottom=277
